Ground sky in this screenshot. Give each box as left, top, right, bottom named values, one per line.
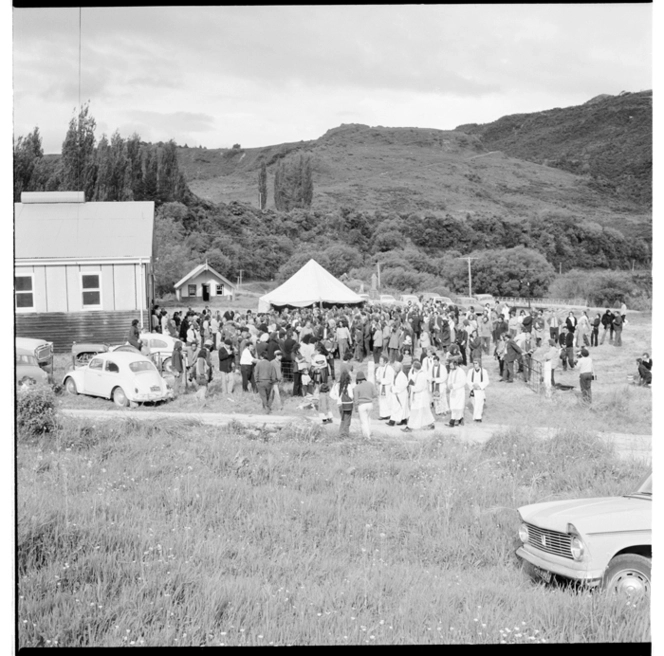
left=12, top=4, right=652, bottom=154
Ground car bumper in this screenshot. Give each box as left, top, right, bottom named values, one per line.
left=131, top=391, right=171, bottom=402
left=516, top=546, right=603, bottom=584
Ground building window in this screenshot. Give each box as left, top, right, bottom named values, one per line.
left=216, top=283, right=224, bottom=295
left=188, top=284, right=197, bottom=296
left=15, top=275, right=34, bottom=310
left=81, top=273, right=101, bottom=308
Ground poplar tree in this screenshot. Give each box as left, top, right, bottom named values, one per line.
left=61, top=102, right=97, bottom=199
left=258, top=161, right=268, bottom=209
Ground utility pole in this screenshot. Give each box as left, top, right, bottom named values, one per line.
left=457, top=256, right=478, bottom=297
left=237, top=269, right=244, bottom=292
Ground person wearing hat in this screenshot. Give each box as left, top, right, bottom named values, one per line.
left=353, top=370, right=376, bottom=439
left=466, top=359, right=489, bottom=422
left=403, top=360, right=435, bottom=432
left=218, top=339, right=235, bottom=395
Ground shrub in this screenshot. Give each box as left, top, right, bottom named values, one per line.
left=17, top=386, right=59, bottom=438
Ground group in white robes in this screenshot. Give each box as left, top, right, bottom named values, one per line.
left=375, top=358, right=395, bottom=419
left=430, top=359, right=449, bottom=415
left=388, top=363, right=410, bottom=425
left=446, top=362, right=467, bottom=426
left=466, top=362, right=489, bottom=422
left=405, top=364, right=435, bottom=431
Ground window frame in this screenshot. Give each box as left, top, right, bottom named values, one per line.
left=188, top=283, right=197, bottom=297
left=15, top=273, right=35, bottom=312
left=216, top=283, right=224, bottom=295
left=80, top=272, right=102, bottom=310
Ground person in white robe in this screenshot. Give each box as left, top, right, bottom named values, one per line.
left=375, top=355, right=395, bottom=420
left=403, top=361, right=435, bottom=431
left=430, top=354, right=449, bottom=416
left=387, top=361, right=409, bottom=426
left=446, top=359, right=467, bottom=427
left=466, top=360, right=489, bottom=422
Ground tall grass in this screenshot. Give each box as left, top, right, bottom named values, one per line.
left=17, top=416, right=649, bottom=647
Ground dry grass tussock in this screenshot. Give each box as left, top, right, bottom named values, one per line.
left=17, top=414, right=649, bottom=647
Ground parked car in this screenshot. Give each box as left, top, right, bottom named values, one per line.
left=378, top=294, right=398, bottom=307
left=399, top=294, right=421, bottom=309
left=70, top=342, right=110, bottom=369
left=16, top=337, right=54, bottom=379
left=62, top=351, right=173, bottom=407
left=475, top=293, right=496, bottom=308
left=421, top=292, right=442, bottom=303
left=112, top=332, right=178, bottom=373
left=358, top=293, right=371, bottom=303
left=516, top=472, right=652, bottom=597
left=16, top=346, right=50, bottom=389
left=453, top=295, right=480, bottom=311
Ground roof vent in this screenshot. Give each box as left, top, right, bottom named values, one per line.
left=20, top=191, right=86, bottom=204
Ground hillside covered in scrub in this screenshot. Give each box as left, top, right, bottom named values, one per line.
left=14, top=92, right=652, bottom=304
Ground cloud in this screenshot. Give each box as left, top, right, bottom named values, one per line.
left=124, top=110, right=216, bottom=133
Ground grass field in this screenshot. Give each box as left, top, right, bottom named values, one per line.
left=17, top=414, right=650, bottom=647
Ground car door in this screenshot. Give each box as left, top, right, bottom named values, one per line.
left=100, top=359, right=122, bottom=398
left=83, top=357, right=105, bottom=396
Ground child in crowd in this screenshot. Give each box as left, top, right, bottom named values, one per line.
left=318, top=382, right=333, bottom=424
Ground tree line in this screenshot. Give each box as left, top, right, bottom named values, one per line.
left=13, top=104, right=189, bottom=204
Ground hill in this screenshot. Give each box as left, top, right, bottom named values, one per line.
left=178, top=89, right=652, bottom=237
left=455, top=90, right=652, bottom=207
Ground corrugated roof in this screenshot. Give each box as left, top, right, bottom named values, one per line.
left=14, top=200, right=155, bottom=260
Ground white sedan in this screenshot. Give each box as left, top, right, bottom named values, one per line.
left=63, top=351, right=172, bottom=407
left=113, top=332, right=180, bottom=373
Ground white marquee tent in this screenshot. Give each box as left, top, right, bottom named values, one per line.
left=257, top=259, right=363, bottom=312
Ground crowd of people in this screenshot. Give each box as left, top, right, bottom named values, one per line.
left=130, top=296, right=643, bottom=432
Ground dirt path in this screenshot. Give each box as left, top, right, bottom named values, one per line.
left=61, top=409, right=651, bottom=463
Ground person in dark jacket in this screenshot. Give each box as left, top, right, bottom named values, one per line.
left=171, top=340, right=185, bottom=396
left=591, top=313, right=601, bottom=347
left=127, top=319, right=143, bottom=350
left=503, top=333, right=522, bottom=383
left=600, top=309, right=614, bottom=345
left=217, top=339, right=235, bottom=395
left=559, top=326, right=575, bottom=370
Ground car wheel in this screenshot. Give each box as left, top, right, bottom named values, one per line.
left=162, top=357, right=173, bottom=374
left=602, top=554, right=651, bottom=598
left=112, top=386, right=129, bottom=408
left=64, top=377, right=78, bottom=395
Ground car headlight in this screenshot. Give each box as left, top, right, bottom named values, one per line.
left=518, top=522, right=529, bottom=543
left=567, top=523, right=586, bottom=561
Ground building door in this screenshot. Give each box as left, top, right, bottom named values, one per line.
left=202, top=284, right=210, bottom=302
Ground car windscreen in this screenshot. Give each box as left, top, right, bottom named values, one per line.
left=636, top=473, right=652, bottom=496
left=129, top=361, right=157, bottom=373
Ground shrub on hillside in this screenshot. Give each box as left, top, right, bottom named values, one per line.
left=549, top=268, right=651, bottom=307
left=17, top=386, right=59, bottom=438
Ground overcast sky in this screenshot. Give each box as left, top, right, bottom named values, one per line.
left=12, top=5, right=652, bottom=153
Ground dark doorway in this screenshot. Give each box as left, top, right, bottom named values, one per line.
left=202, top=284, right=210, bottom=302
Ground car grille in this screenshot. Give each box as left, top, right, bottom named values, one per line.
left=525, top=523, right=573, bottom=560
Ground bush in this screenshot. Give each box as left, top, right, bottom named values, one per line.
left=17, top=386, right=59, bottom=438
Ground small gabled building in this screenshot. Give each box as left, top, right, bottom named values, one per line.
left=174, top=262, right=235, bottom=302
left=14, top=191, right=155, bottom=350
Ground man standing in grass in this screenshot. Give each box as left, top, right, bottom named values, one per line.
left=270, top=350, right=284, bottom=410
left=255, top=352, right=277, bottom=413
left=600, top=309, right=614, bottom=345
left=353, top=371, right=376, bottom=440
left=612, top=311, right=623, bottom=347
left=503, top=333, right=522, bottom=383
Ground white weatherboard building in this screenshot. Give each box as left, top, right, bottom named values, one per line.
left=174, top=262, right=235, bottom=302
left=14, top=191, right=155, bottom=349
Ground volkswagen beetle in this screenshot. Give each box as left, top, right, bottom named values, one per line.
left=516, top=473, right=651, bottom=597
left=62, top=351, right=172, bottom=407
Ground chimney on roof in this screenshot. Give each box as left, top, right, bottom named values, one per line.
left=20, top=191, right=85, bottom=204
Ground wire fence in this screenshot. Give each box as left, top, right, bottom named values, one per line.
left=522, top=356, right=545, bottom=395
